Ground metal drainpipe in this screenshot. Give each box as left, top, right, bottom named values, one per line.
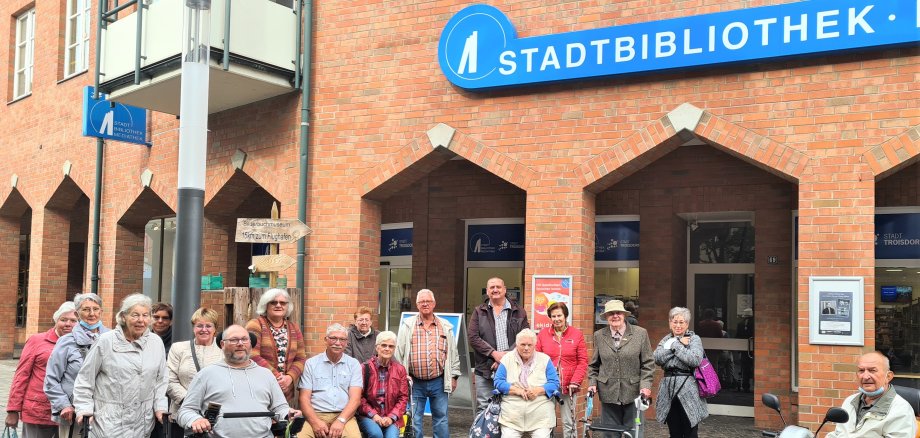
left=296, top=0, right=313, bottom=333
left=90, top=0, right=110, bottom=295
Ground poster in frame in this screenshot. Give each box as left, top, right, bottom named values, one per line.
left=808, top=276, right=864, bottom=346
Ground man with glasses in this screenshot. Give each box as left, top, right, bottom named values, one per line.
left=345, top=306, right=379, bottom=363
left=395, top=289, right=461, bottom=438
left=299, top=323, right=364, bottom=438
left=178, top=324, right=300, bottom=437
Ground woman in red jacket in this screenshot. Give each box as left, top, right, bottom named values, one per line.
left=358, top=331, right=409, bottom=438
left=536, top=302, right=588, bottom=438
left=6, top=301, right=78, bottom=438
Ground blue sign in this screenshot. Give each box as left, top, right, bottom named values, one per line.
left=595, top=221, right=640, bottom=261
left=876, top=212, right=920, bottom=259
left=468, top=223, right=525, bottom=262
left=381, top=227, right=413, bottom=257
left=438, top=1, right=920, bottom=90
left=81, top=86, right=148, bottom=145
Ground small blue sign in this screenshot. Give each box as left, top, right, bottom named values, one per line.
left=381, top=227, right=413, bottom=257
left=438, top=1, right=920, bottom=90
left=468, top=223, right=525, bottom=262
left=876, top=212, right=920, bottom=260
left=81, top=86, right=149, bottom=146
left=595, top=221, right=640, bottom=261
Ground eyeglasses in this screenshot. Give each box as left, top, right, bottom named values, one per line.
left=153, top=316, right=172, bottom=321
left=80, top=307, right=102, bottom=314
left=194, top=324, right=215, bottom=330
left=378, top=344, right=396, bottom=349
left=326, top=336, right=348, bottom=344
left=269, top=301, right=288, bottom=307
left=223, top=337, right=250, bottom=345
left=417, top=300, right=434, bottom=305
left=127, top=313, right=150, bottom=321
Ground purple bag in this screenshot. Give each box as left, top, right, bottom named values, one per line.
left=694, top=357, right=721, bottom=398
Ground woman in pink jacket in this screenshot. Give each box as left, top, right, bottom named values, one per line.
left=5, top=301, right=78, bottom=438
left=536, top=302, right=588, bottom=438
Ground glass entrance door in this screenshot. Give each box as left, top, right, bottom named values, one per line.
left=378, top=267, right=412, bottom=331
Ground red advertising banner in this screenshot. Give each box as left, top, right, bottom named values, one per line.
left=531, top=275, right=573, bottom=331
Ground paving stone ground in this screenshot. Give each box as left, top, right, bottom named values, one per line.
left=1, top=359, right=762, bottom=437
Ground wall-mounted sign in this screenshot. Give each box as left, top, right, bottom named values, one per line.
left=467, top=223, right=525, bottom=262
left=809, top=276, right=864, bottom=346
left=438, top=1, right=920, bottom=90
left=595, top=221, right=640, bottom=261
left=381, top=227, right=413, bottom=257
left=81, top=86, right=149, bottom=145
left=875, top=212, right=920, bottom=260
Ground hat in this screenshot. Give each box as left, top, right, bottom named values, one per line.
left=602, top=300, right=631, bottom=317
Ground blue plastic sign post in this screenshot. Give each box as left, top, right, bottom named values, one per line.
left=81, top=86, right=149, bottom=146
left=438, top=0, right=920, bottom=90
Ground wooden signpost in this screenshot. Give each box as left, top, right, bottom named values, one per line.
left=236, top=203, right=311, bottom=288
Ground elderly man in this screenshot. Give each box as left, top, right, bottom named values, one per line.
left=345, top=306, right=380, bottom=363
left=826, top=352, right=916, bottom=437
left=178, top=325, right=299, bottom=437
left=299, top=324, right=363, bottom=438
left=468, top=277, right=530, bottom=414
left=395, top=289, right=461, bottom=438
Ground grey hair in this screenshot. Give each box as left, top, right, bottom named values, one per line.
left=115, top=293, right=153, bottom=328
left=53, top=301, right=76, bottom=323
left=326, top=323, right=348, bottom=337
left=416, top=289, right=435, bottom=302
left=256, top=288, right=293, bottom=317
left=515, top=328, right=537, bottom=344
left=74, top=293, right=103, bottom=312
left=376, top=330, right=397, bottom=346
left=669, top=307, right=692, bottom=323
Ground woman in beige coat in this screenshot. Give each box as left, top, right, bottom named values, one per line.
left=72, top=294, right=168, bottom=438
left=166, top=307, right=222, bottom=436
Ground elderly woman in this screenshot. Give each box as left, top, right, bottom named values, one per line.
left=536, top=302, right=587, bottom=438
left=72, top=293, right=168, bottom=438
left=166, top=307, right=222, bottom=436
left=654, top=307, right=708, bottom=438
left=245, top=288, right=307, bottom=399
left=6, top=302, right=77, bottom=438
left=357, top=331, right=409, bottom=438
left=44, top=293, right=110, bottom=438
left=587, top=300, right=655, bottom=438
left=493, top=329, right=560, bottom=438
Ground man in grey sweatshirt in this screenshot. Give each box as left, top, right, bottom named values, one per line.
left=178, top=325, right=302, bottom=437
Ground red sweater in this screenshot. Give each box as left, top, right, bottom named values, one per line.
left=536, top=325, right=588, bottom=390
left=8, top=328, right=60, bottom=425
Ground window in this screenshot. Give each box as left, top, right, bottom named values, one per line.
left=65, top=0, right=91, bottom=77
left=144, top=218, right=176, bottom=303
left=13, top=8, right=35, bottom=99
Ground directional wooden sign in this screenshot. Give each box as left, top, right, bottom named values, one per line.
left=251, top=254, right=296, bottom=273
left=235, top=218, right=312, bottom=244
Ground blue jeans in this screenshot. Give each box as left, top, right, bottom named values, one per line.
left=412, top=375, right=449, bottom=438
left=357, top=416, right=399, bottom=438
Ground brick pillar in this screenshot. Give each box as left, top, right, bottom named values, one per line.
left=796, top=157, right=875, bottom=429
left=27, top=208, right=70, bottom=334
left=112, top=224, right=145, bottom=307
left=202, top=215, right=233, bottom=286
left=0, top=216, right=20, bottom=357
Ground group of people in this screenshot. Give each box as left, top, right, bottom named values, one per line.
left=6, top=279, right=917, bottom=438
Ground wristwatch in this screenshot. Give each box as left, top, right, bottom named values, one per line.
left=337, top=417, right=347, bottom=424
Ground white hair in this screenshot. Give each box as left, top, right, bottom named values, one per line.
left=326, top=323, right=348, bottom=337
left=416, top=289, right=435, bottom=302
left=53, top=302, right=76, bottom=323
left=74, top=293, right=103, bottom=313
left=256, top=288, right=293, bottom=317
left=515, top=328, right=537, bottom=344
left=669, top=307, right=692, bottom=323
left=115, top=294, right=153, bottom=328
left=376, top=330, right=397, bottom=346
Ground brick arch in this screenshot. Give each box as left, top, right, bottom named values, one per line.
left=113, top=174, right=177, bottom=225
left=862, top=124, right=920, bottom=179
left=205, top=155, right=285, bottom=207
left=356, top=123, right=537, bottom=201
left=577, top=103, right=811, bottom=193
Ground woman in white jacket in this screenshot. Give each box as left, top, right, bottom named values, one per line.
left=73, top=293, right=168, bottom=438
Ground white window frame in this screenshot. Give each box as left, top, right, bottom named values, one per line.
left=13, top=8, right=36, bottom=99
left=65, top=0, right=91, bottom=77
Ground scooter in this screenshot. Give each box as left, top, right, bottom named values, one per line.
left=761, top=393, right=849, bottom=438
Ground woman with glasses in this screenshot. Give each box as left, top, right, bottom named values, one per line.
left=245, top=288, right=307, bottom=399
left=357, top=331, right=409, bottom=438
left=44, top=293, right=110, bottom=438
left=72, top=293, right=168, bottom=438
left=165, top=307, right=222, bottom=436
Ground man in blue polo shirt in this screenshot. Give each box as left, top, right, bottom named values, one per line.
left=299, top=323, right=364, bottom=438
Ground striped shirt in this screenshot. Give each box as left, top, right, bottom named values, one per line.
left=408, top=317, right=447, bottom=380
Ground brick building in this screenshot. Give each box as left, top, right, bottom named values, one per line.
left=0, top=0, right=918, bottom=430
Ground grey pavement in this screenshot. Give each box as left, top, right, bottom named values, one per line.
left=1, top=358, right=760, bottom=437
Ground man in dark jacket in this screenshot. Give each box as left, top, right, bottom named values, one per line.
left=345, top=306, right=379, bottom=363
left=466, top=277, right=529, bottom=414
